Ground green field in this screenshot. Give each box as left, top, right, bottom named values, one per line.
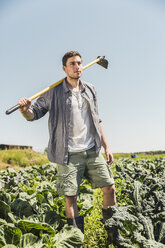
left=0, top=149, right=165, bottom=247
left=0, top=149, right=165, bottom=170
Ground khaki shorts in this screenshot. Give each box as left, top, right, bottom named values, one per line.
left=56, top=146, right=114, bottom=196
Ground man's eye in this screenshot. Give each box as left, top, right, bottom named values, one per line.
left=70, top=62, right=81, bottom=66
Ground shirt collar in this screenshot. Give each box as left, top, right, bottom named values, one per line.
left=63, top=78, right=85, bottom=93
left=63, top=78, right=70, bottom=93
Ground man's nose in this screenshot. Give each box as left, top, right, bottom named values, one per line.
left=75, top=63, right=79, bottom=69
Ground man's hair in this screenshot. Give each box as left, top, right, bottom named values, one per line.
left=62, top=51, right=82, bottom=66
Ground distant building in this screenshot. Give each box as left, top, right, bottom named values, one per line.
left=0, top=144, right=32, bottom=150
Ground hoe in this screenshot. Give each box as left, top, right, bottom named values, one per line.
left=6, top=56, right=108, bottom=115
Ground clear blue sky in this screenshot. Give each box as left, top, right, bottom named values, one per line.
left=0, top=0, right=165, bottom=153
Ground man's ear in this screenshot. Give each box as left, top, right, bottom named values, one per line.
left=63, top=66, right=66, bottom=73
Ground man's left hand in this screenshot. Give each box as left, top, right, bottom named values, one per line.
left=105, top=148, right=114, bottom=165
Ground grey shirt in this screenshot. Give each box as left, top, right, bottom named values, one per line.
left=30, top=79, right=102, bottom=165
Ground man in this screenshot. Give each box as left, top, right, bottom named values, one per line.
left=18, top=51, right=120, bottom=243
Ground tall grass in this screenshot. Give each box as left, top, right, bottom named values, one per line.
left=0, top=149, right=49, bottom=170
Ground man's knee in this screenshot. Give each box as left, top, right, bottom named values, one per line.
left=101, top=184, right=115, bottom=195
left=65, top=195, right=77, bottom=205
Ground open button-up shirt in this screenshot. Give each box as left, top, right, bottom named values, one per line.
left=30, top=79, right=102, bottom=165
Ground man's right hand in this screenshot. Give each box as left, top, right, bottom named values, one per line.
left=17, top=98, right=34, bottom=120
left=18, top=98, right=31, bottom=113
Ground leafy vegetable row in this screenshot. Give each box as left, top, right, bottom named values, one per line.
left=0, top=158, right=165, bottom=247
left=107, top=158, right=165, bottom=247
left=0, top=164, right=92, bottom=247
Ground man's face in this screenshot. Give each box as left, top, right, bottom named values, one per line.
left=63, top=56, right=82, bottom=79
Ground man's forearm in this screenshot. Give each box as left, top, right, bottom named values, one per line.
left=99, top=122, right=114, bottom=164
left=99, top=122, right=109, bottom=149
left=20, top=108, right=34, bottom=121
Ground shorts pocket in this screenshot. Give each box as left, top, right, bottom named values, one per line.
left=107, top=165, right=114, bottom=179
left=56, top=174, right=66, bottom=194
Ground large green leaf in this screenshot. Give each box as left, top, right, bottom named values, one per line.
left=45, top=210, right=61, bottom=229
left=54, top=225, right=84, bottom=248
left=0, top=201, right=11, bottom=220
left=20, top=233, right=39, bottom=248
left=38, top=203, right=51, bottom=214
left=0, top=192, right=11, bottom=205
left=20, top=234, right=47, bottom=248
left=77, top=193, right=93, bottom=216
left=18, top=220, right=55, bottom=237
left=0, top=227, right=6, bottom=247
left=0, top=218, right=7, bottom=225
left=37, top=203, right=61, bottom=229
left=4, top=224, right=22, bottom=246
left=11, top=199, right=34, bottom=218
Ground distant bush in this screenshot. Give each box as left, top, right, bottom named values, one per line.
left=140, top=150, right=165, bottom=155
left=113, top=151, right=165, bottom=160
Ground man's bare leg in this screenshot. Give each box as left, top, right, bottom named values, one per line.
left=65, top=195, right=79, bottom=218
left=65, top=195, right=84, bottom=233
left=101, top=184, right=117, bottom=209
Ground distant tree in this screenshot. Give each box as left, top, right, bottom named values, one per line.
left=44, top=147, right=48, bottom=154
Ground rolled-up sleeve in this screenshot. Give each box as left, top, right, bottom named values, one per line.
left=30, top=94, right=49, bottom=121
left=91, top=85, right=102, bottom=124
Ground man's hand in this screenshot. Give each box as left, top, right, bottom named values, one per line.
left=18, top=98, right=31, bottom=113
left=17, top=98, right=34, bottom=121
left=99, top=122, right=114, bottom=165
left=104, top=147, right=114, bottom=165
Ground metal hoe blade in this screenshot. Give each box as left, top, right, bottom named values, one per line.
left=97, top=56, right=108, bottom=69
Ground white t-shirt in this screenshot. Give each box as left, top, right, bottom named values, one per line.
left=68, top=87, right=95, bottom=152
